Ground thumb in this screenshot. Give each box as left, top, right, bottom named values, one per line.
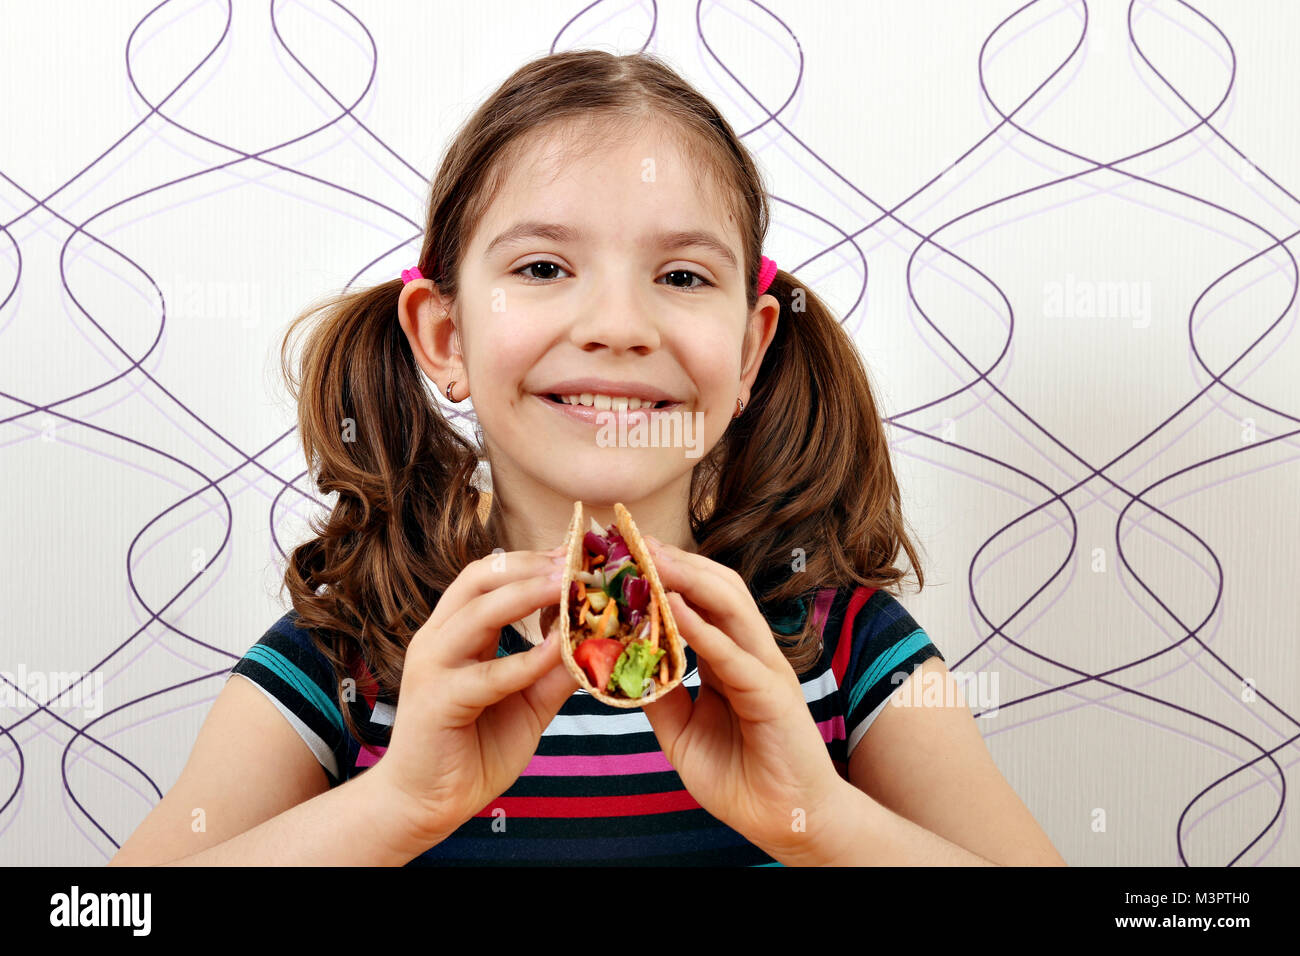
left=642, top=680, right=691, bottom=765
left=521, top=628, right=578, bottom=719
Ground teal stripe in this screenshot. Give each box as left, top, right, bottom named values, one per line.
left=846, top=628, right=933, bottom=716
left=765, top=594, right=810, bottom=635
left=245, top=644, right=345, bottom=736
left=752, top=861, right=784, bottom=866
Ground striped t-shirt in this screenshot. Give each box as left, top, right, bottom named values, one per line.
left=226, top=583, right=943, bottom=866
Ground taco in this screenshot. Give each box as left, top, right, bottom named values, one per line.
left=548, top=500, right=686, bottom=707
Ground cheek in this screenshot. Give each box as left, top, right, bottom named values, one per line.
left=678, top=331, right=742, bottom=387
left=468, top=324, right=541, bottom=382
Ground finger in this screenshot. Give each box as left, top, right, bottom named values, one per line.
left=664, top=591, right=767, bottom=693
left=449, top=630, right=568, bottom=718
left=476, top=617, right=578, bottom=735
left=517, top=636, right=581, bottom=724
left=641, top=679, right=692, bottom=765
left=425, top=547, right=565, bottom=633
left=694, top=652, right=730, bottom=707
left=670, top=594, right=795, bottom=724
left=646, top=541, right=783, bottom=667
left=430, top=571, right=566, bottom=669
left=697, top=653, right=718, bottom=691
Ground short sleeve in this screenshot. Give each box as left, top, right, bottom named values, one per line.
left=840, top=589, right=945, bottom=759
left=226, top=611, right=350, bottom=787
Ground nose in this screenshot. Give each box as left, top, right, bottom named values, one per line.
left=568, top=271, right=663, bottom=354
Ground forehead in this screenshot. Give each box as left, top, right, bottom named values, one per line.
left=469, top=117, right=743, bottom=255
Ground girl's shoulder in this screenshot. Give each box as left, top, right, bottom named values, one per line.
left=763, top=583, right=944, bottom=755
left=227, top=610, right=351, bottom=785
left=226, top=609, right=395, bottom=787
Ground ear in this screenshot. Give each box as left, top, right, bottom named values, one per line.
left=397, top=279, right=461, bottom=383
left=740, top=292, right=780, bottom=402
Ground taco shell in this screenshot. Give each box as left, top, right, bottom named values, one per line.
left=558, top=500, right=686, bottom=707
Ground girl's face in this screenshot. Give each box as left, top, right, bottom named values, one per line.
left=408, top=119, right=778, bottom=530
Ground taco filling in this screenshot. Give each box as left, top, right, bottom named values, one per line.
left=567, top=517, right=670, bottom=699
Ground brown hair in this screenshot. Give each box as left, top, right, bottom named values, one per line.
left=278, top=50, right=926, bottom=748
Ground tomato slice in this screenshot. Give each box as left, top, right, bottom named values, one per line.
left=573, top=638, right=626, bottom=692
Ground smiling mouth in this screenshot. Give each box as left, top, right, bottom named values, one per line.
left=542, top=394, right=676, bottom=409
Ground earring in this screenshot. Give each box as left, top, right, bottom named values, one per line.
left=446, top=380, right=458, bottom=402
left=734, top=397, right=745, bottom=418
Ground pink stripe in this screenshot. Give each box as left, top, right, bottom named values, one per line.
left=811, top=587, right=836, bottom=640
left=817, top=715, right=845, bottom=743
left=362, top=730, right=843, bottom=774
left=522, top=751, right=673, bottom=776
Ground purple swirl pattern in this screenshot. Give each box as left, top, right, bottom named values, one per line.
left=0, top=0, right=1296, bottom=866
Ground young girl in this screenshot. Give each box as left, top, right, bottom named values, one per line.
left=111, top=50, right=1064, bottom=867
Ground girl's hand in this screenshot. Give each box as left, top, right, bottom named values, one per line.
left=368, top=548, right=578, bottom=851
left=640, top=537, right=847, bottom=866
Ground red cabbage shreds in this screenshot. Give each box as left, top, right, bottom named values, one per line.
left=628, top=608, right=643, bottom=630
left=605, top=529, right=631, bottom=564
left=602, top=555, right=633, bottom=579
left=582, top=524, right=632, bottom=564
left=568, top=579, right=579, bottom=606
left=583, top=530, right=610, bottom=560
left=622, top=575, right=649, bottom=613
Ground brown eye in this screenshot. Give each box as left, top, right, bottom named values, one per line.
left=515, top=261, right=567, bottom=281
left=660, top=269, right=713, bottom=292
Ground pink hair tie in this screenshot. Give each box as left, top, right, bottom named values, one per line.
left=757, top=255, right=778, bottom=295
left=400, top=266, right=423, bottom=283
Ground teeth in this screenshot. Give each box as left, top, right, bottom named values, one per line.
left=561, top=393, right=661, bottom=409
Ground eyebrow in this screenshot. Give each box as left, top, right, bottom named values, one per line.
left=484, top=221, right=739, bottom=272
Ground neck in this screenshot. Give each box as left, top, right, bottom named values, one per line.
left=482, top=479, right=700, bottom=557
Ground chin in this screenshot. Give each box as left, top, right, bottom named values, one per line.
left=541, top=459, right=673, bottom=503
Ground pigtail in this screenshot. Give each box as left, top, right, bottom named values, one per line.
left=692, top=266, right=927, bottom=673
left=277, top=276, right=492, bottom=747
